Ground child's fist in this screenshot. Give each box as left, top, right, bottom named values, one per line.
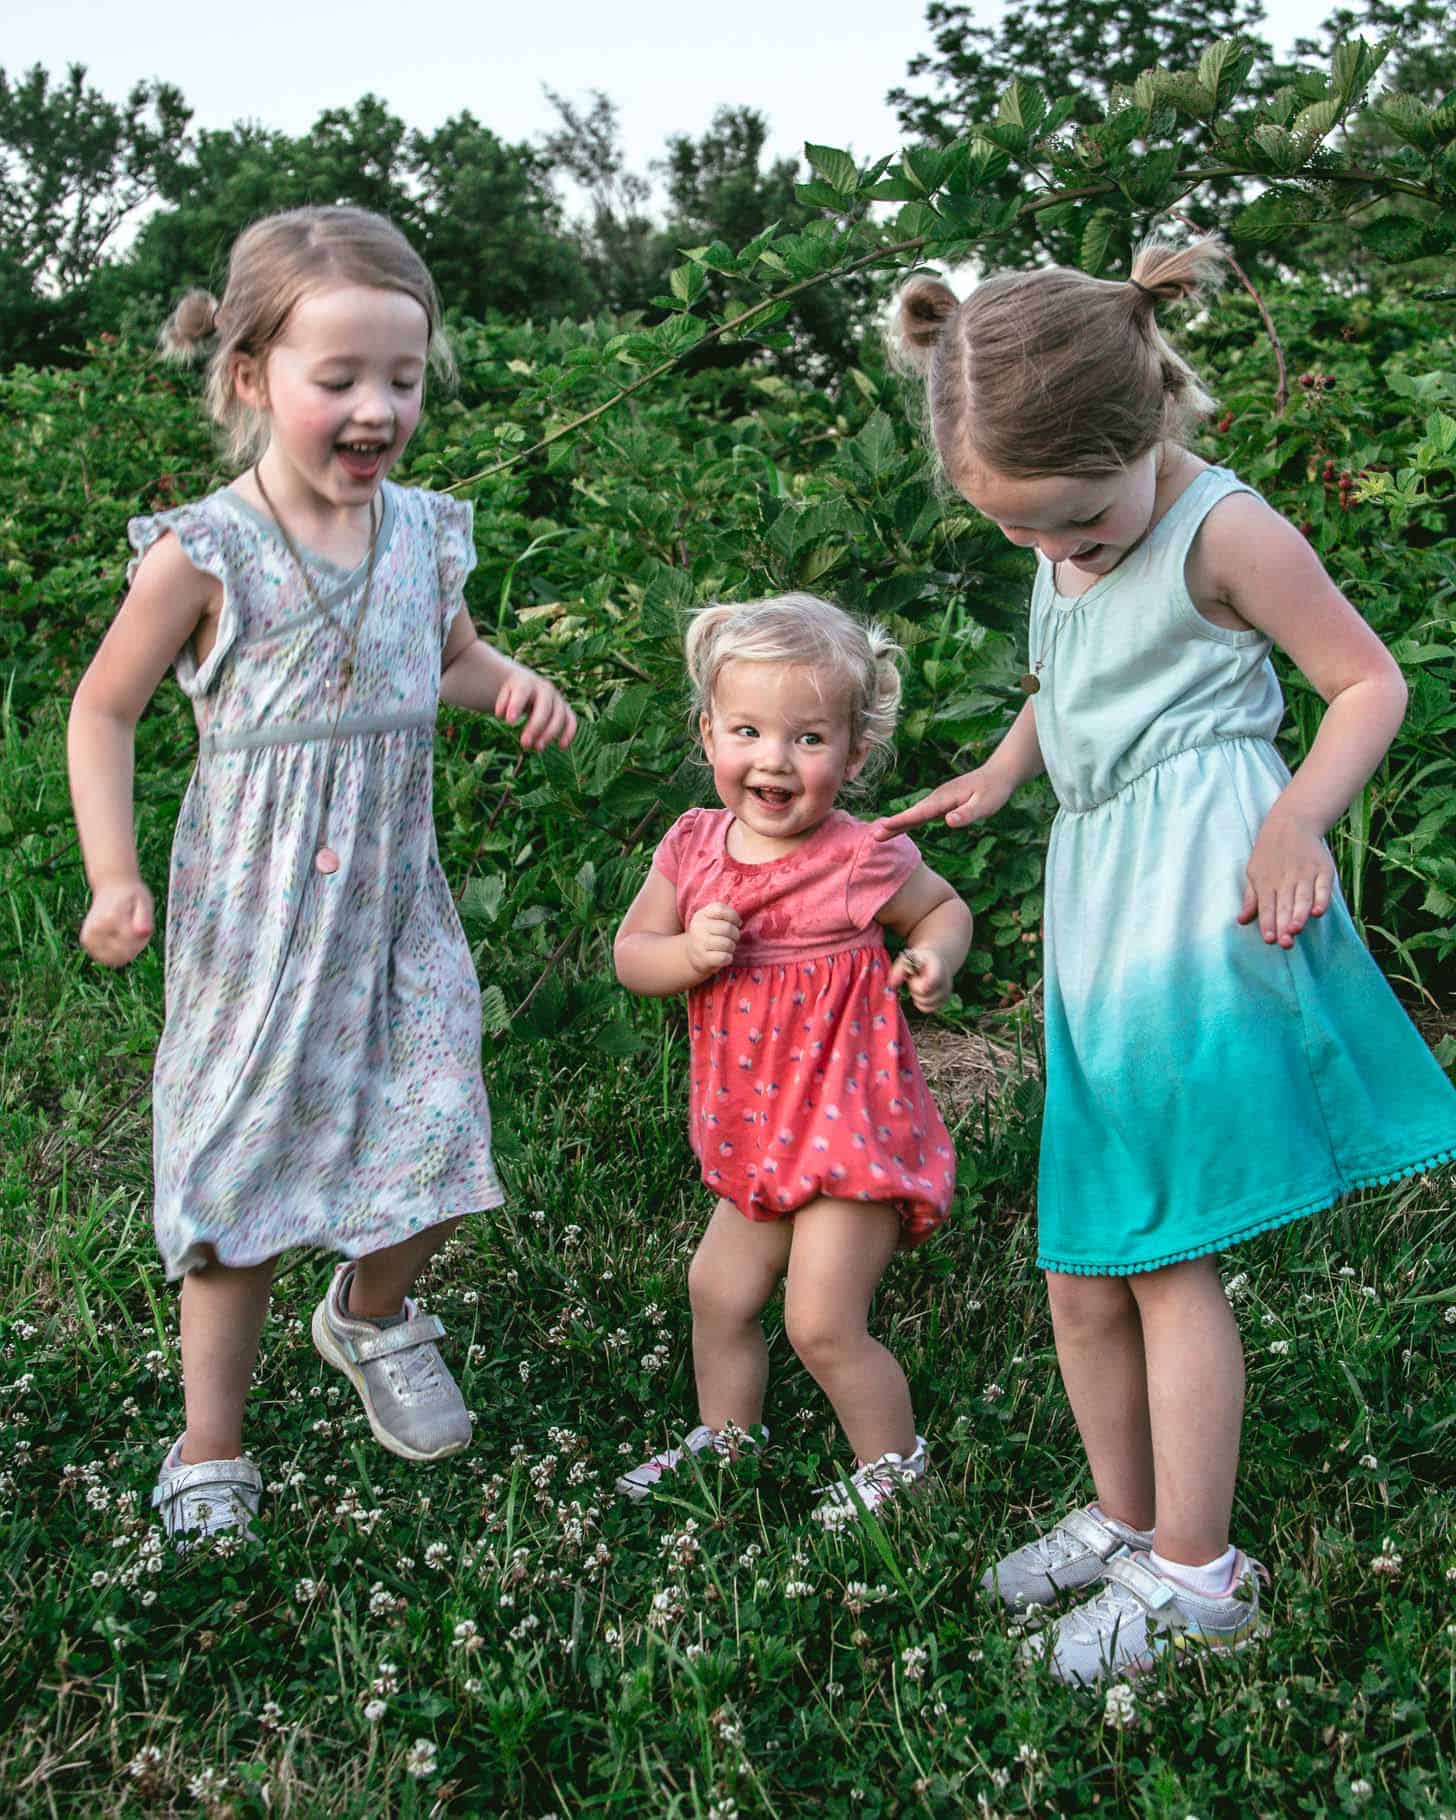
left=494, top=662, right=578, bottom=752
left=889, top=946, right=951, bottom=1012
left=686, top=902, right=741, bottom=977
left=80, top=880, right=155, bottom=968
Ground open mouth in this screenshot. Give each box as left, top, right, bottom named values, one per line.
left=1072, top=542, right=1107, bottom=565
left=335, top=439, right=390, bottom=481
left=749, top=786, right=796, bottom=811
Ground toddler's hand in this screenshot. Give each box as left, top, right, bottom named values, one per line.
left=80, top=880, right=155, bottom=968
left=889, top=946, right=951, bottom=1012
left=686, top=902, right=741, bottom=977
left=495, top=663, right=578, bottom=752
left=877, top=765, right=1015, bottom=838
left=1237, top=809, right=1335, bottom=948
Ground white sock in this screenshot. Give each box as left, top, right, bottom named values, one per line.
left=1150, top=1544, right=1238, bottom=1597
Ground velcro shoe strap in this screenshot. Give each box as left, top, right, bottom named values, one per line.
left=344, top=1313, right=445, bottom=1365
left=1060, top=1507, right=1127, bottom=1560
left=1103, top=1555, right=1184, bottom=1626
left=152, top=1458, right=262, bottom=1509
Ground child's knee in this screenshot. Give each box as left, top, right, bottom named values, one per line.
left=688, top=1250, right=764, bottom=1328
left=1045, top=1269, right=1134, bottom=1337
left=784, top=1301, right=860, bottom=1374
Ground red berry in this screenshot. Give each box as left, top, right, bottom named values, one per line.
left=1298, top=371, right=1314, bottom=387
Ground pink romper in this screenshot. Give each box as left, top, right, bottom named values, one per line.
left=652, top=807, right=956, bottom=1245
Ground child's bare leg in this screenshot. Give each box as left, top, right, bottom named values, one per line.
left=1046, top=1271, right=1155, bottom=1531
left=688, top=1198, right=793, bottom=1431
left=349, top=1216, right=462, bottom=1318
left=1128, top=1256, right=1244, bottom=1564
left=179, top=1255, right=276, bottom=1461
left=782, top=1197, right=911, bottom=1463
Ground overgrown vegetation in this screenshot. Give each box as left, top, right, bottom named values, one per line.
left=2, top=10, right=1454, bottom=1815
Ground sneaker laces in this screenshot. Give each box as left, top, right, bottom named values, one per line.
left=385, top=1339, right=446, bottom=1402
left=1059, top=1574, right=1166, bottom=1647
left=1028, top=1521, right=1092, bottom=1572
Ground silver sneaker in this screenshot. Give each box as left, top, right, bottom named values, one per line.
left=812, top=1436, right=929, bottom=1529
left=152, top=1441, right=262, bottom=1549
left=311, top=1262, right=471, bottom=1462
left=615, top=1422, right=765, bottom=1500
left=1020, top=1549, right=1268, bottom=1685
left=983, top=1504, right=1152, bottom=1614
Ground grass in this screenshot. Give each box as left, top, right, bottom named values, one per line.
left=2, top=694, right=1455, bottom=1819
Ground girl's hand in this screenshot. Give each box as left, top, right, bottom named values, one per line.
left=888, top=946, right=951, bottom=1012
left=686, top=902, right=741, bottom=977
left=80, top=880, right=155, bottom=968
left=877, top=764, right=1016, bottom=837
left=494, top=663, right=578, bottom=752
left=1237, top=809, right=1335, bottom=948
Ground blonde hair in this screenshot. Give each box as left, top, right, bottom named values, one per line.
left=159, top=205, right=455, bottom=465
left=892, top=236, right=1228, bottom=482
left=684, top=593, right=903, bottom=786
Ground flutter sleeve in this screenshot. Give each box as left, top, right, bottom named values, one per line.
left=126, top=502, right=240, bottom=699
left=431, top=493, right=478, bottom=645
left=651, top=808, right=702, bottom=886
left=845, top=821, right=921, bottom=928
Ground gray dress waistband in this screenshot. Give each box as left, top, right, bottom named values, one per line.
left=198, top=709, right=437, bottom=754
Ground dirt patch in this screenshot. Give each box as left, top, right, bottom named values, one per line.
left=914, top=1022, right=1039, bottom=1105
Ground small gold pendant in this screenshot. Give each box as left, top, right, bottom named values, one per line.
left=1019, top=672, right=1041, bottom=695
left=315, top=846, right=340, bottom=875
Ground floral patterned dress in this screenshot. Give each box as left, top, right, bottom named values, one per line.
left=128, top=482, right=502, bottom=1277
left=652, top=807, right=956, bottom=1246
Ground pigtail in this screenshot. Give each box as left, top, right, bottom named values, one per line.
left=890, top=275, right=960, bottom=378
left=159, top=288, right=221, bottom=365
left=1127, top=236, right=1229, bottom=313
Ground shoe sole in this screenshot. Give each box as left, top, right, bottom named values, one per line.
left=310, top=1301, right=469, bottom=1464
left=614, top=1475, right=655, bottom=1501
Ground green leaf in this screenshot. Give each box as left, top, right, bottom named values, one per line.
left=804, top=142, right=858, bottom=195
left=459, top=874, right=506, bottom=926
left=1080, top=208, right=1119, bottom=275
left=592, top=1019, right=650, bottom=1059
left=668, top=263, right=705, bottom=306
left=1232, top=187, right=1319, bottom=244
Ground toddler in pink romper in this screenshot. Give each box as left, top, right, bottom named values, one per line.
left=655, top=805, right=954, bottom=1244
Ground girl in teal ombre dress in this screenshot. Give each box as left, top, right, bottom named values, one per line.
left=883, top=237, right=1456, bottom=1685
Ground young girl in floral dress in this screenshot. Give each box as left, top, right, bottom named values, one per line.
left=68, top=206, right=576, bottom=1544
left=614, top=594, right=972, bottom=1522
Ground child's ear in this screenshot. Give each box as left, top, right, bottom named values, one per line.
left=844, top=741, right=870, bottom=782
left=698, top=709, right=714, bottom=753
left=232, top=351, right=268, bottom=413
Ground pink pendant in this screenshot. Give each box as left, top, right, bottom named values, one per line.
left=315, top=846, right=340, bottom=875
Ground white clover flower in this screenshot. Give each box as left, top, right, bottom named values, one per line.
left=1359, top=1455, right=1379, bottom=1471
left=294, top=1578, right=321, bottom=1601
left=901, top=1644, right=929, bottom=1681
left=685, top=1642, right=705, bottom=1662
left=424, top=1542, right=449, bottom=1569
left=1103, top=1683, right=1137, bottom=1729
left=90, top=1570, right=109, bottom=1588
left=1223, top=1272, right=1249, bottom=1299
left=187, top=1767, right=227, bottom=1800
left=404, top=1738, right=438, bottom=1778
left=984, top=1382, right=1005, bottom=1401
left=126, top=1746, right=163, bottom=1779
left=1444, top=1305, right=1456, bottom=1326
left=363, top=1698, right=387, bottom=1723
left=784, top=1580, right=814, bottom=1599
left=257, top=1700, right=283, bottom=1731
left=1348, top=1778, right=1373, bottom=1803
left=1268, top=1340, right=1291, bottom=1356
left=453, top=1619, right=482, bottom=1650
left=1338, top=1265, right=1356, bottom=1278
left=518, top=1362, right=532, bottom=1383
left=1016, top=1743, right=1041, bottom=1765
left=1371, top=1537, right=1403, bottom=1578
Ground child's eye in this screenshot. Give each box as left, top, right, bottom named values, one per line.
left=393, top=378, right=421, bottom=393
left=320, top=380, right=353, bottom=393
left=1071, top=510, right=1106, bottom=528
left=799, top=733, right=824, bottom=747
left=732, top=725, right=758, bottom=739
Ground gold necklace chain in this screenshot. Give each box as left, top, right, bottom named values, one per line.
left=252, top=467, right=381, bottom=875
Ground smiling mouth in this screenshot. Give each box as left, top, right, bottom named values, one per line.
left=335, top=439, right=390, bottom=476
left=750, top=786, right=796, bottom=809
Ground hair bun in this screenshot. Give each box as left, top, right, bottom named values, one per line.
left=1126, top=237, right=1228, bottom=311
left=891, top=275, right=960, bottom=374
left=159, top=288, right=221, bottom=364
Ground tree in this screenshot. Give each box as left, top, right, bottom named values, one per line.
left=0, top=62, right=190, bottom=364
left=888, top=0, right=1274, bottom=264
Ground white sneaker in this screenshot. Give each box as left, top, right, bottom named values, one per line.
left=614, top=1422, right=766, bottom=1501
left=812, top=1436, right=929, bottom=1528
left=1020, top=1549, right=1268, bottom=1685
left=152, top=1438, right=262, bottom=1550
left=983, top=1504, right=1152, bottom=1615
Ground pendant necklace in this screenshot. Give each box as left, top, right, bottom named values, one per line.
left=253, top=467, right=380, bottom=876
left=1020, top=562, right=1070, bottom=696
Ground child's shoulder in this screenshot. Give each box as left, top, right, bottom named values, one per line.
left=127, top=485, right=240, bottom=584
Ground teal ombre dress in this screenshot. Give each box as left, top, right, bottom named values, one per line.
left=1030, top=464, right=1456, bottom=1277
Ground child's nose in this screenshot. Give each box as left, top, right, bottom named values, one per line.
left=1036, top=532, right=1084, bottom=561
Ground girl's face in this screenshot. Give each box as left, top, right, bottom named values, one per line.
left=701, top=660, right=866, bottom=844
left=956, top=447, right=1160, bottom=577
left=236, top=283, right=430, bottom=509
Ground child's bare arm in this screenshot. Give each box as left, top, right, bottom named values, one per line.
left=876, top=698, right=1043, bottom=838
left=439, top=610, right=577, bottom=751
left=877, top=864, right=974, bottom=1011
left=614, top=868, right=741, bottom=998
left=1191, top=495, right=1409, bottom=948
left=68, top=535, right=217, bottom=965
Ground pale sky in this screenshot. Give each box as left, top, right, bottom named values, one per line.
left=9, top=0, right=1339, bottom=198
